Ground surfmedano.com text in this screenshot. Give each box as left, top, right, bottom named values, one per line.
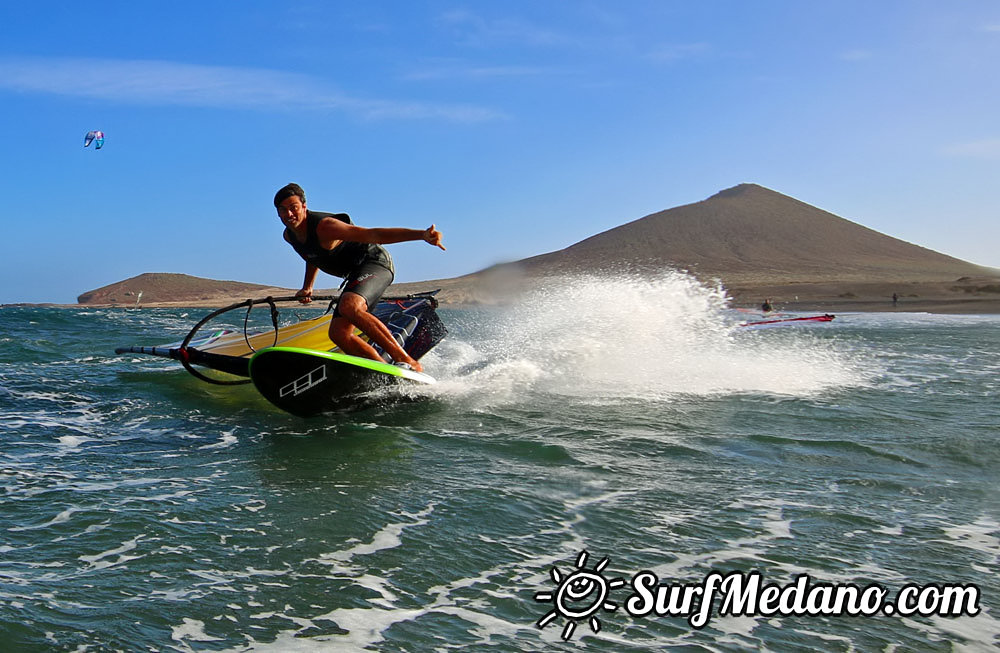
left=625, top=571, right=980, bottom=628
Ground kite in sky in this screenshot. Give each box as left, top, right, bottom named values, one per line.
left=84, top=130, right=105, bottom=149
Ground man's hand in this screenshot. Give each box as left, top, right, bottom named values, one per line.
left=295, top=288, right=313, bottom=304
left=424, top=224, right=446, bottom=251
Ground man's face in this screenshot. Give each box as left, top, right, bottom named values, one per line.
left=276, top=195, right=307, bottom=230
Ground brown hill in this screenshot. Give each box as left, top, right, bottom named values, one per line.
left=511, top=183, right=993, bottom=283
left=76, top=273, right=285, bottom=306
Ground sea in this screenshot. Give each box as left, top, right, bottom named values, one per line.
left=1, top=273, right=998, bottom=652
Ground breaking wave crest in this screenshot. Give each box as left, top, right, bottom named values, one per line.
left=425, top=272, right=870, bottom=404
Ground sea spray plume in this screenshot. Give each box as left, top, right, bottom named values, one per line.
left=427, top=271, right=870, bottom=405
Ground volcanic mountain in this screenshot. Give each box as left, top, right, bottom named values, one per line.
left=504, top=183, right=991, bottom=283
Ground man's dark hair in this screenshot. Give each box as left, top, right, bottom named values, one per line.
left=274, top=183, right=305, bottom=208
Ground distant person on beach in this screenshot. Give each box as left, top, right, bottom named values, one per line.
left=892, top=292, right=898, bottom=306
left=273, top=182, right=445, bottom=373
left=761, top=298, right=774, bottom=313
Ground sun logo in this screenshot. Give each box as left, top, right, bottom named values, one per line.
left=534, top=550, right=626, bottom=640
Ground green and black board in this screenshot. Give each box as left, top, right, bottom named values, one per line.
left=248, top=347, right=436, bottom=417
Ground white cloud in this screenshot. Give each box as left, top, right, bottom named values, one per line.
left=838, top=49, right=873, bottom=61
left=0, top=56, right=502, bottom=122
left=403, top=60, right=568, bottom=82
left=645, top=43, right=712, bottom=63
left=943, top=138, right=1000, bottom=159
left=436, top=9, right=572, bottom=48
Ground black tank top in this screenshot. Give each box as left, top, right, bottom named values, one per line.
left=284, top=211, right=392, bottom=278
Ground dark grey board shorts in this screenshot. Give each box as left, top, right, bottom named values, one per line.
left=334, top=258, right=394, bottom=317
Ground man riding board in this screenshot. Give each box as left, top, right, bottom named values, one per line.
left=274, top=183, right=445, bottom=373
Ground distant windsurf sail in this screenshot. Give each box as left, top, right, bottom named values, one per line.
left=738, top=314, right=835, bottom=330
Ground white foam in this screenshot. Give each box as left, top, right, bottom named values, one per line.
left=927, top=611, right=1000, bottom=651
left=78, top=535, right=144, bottom=569
left=426, top=273, right=870, bottom=406
left=312, top=503, right=435, bottom=565
left=198, top=429, right=239, bottom=450
left=875, top=525, right=904, bottom=536
left=171, top=617, right=223, bottom=643
left=57, top=435, right=94, bottom=449
left=9, top=506, right=84, bottom=531
left=939, top=517, right=1000, bottom=564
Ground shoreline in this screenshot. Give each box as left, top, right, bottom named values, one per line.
left=8, top=273, right=1000, bottom=315
left=6, top=297, right=1000, bottom=315
left=756, top=299, right=1000, bottom=315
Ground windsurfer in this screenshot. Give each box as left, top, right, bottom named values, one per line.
left=274, top=183, right=445, bottom=373
left=761, top=298, right=773, bottom=312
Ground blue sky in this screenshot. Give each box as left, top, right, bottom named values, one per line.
left=2, top=1, right=998, bottom=303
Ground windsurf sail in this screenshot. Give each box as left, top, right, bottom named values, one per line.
left=737, top=314, right=835, bottom=330
left=115, top=292, right=447, bottom=413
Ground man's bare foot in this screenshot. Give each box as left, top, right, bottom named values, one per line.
left=397, top=357, right=423, bottom=373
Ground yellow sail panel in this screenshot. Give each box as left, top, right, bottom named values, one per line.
left=194, top=314, right=368, bottom=357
